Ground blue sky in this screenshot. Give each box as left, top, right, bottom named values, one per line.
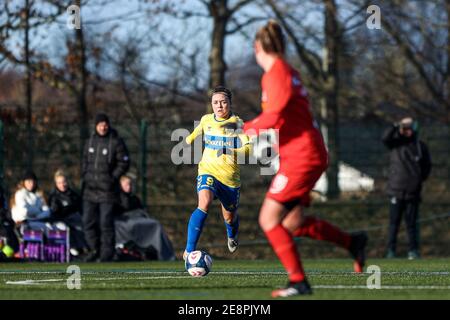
left=1, top=0, right=376, bottom=89
left=1, top=1, right=262, bottom=85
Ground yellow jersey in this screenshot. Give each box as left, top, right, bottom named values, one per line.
left=186, top=113, right=251, bottom=188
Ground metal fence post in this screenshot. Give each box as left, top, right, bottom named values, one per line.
left=140, top=119, right=148, bottom=208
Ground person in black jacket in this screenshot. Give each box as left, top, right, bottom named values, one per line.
left=382, top=117, right=431, bottom=260
left=117, top=175, right=143, bottom=213
left=48, top=170, right=87, bottom=257
left=82, top=113, right=130, bottom=262
left=113, top=175, right=175, bottom=261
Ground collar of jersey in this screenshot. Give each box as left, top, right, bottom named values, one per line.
left=214, top=113, right=233, bottom=122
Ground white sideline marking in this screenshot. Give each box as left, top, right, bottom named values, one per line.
left=6, top=279, right=64, bottom=285
left=6, top=278, right=450, bottom=290
left=314, top=285, right=450, bottom=290
left=6, top=276, right=193, bottom=285
left=1, top=270, right=448, bottom=275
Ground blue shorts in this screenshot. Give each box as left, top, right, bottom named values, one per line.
left=197, top=174, right=240, bottom=212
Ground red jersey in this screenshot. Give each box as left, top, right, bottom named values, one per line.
left=244, top=58, right=327, bottom=172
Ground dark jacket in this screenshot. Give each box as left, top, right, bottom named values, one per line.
left=48, top=187, right=81, bottom=220
left=82, top=128, right=130, bottom=203
left=118, top=191, right=143, bottom=213
left=382, top=125, right=432, bottom=200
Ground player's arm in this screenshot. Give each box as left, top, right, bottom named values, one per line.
left=243, top=111, right=282, bottom=134
left=244, top=73, right=292, bottom=134
left=228, top=117, right=252, bottom=156
left=235, top=133, right=252, bottom=156
left=186, top=116, right=204, bottom=144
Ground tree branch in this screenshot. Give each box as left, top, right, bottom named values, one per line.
left=266, top=0, right=324, bottom=81
left=383, top=16, right=449, bottom=109
left=226, top=15, right=266, bottom=34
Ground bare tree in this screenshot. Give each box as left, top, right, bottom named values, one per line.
left=202, top=0, right=256, bottom=90
left=73, top=0, right=89, bottom=161
left=0, top=0, right=69, bottom=169
left=171, top=0, right=261, bottom=111
left=382, top=0, right=450, bottom=121
left=24, top=0, right=33, bottom=170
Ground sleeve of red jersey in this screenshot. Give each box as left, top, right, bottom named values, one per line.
left=244, top=70, right=293, bottom=134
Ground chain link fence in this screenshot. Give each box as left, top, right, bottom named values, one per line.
left=1, top=117, right=449, bottom=258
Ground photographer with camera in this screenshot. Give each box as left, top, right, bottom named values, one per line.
left=382, top=117, right=431, bottom=259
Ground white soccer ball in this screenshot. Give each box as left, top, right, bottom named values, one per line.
left=185, top=250, right=213, bottom=277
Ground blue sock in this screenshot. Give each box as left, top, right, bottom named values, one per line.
left=186, top=208, right=208, bottom=252
left=225, top=213, right=239, bottom=239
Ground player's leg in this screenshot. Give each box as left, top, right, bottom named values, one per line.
left=184, top=189, right=213, bottom=257
left=216, top=182, right=240, bottom=253
left=280, top=167, right=367, bottom=273
left=184, top=175, right=215, bottom=260
left=283, top=208, right=367, bottom=273
left=284, top=212, right=350, bottom=248
left=221, top=205, right=239, bottom=252
left=259, top=197, right=312, bottom=297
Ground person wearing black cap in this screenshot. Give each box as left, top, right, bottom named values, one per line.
left=82, top=113, right=130, bottom=262
left=382, top=117, right=432, bottom=260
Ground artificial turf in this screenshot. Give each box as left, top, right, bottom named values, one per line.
left=0, top=258, right=449, bottom=300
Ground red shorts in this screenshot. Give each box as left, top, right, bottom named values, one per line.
left=266, top=165, right=325, bottom=207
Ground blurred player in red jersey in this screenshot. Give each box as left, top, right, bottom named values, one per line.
left=243, top=20, right=368, bottom=297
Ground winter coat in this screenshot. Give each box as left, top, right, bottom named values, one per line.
left=48, top=187, right=81, bottom=220
left=82, top=128, right=130, bottom=203
left=11, top=188, right=51, bottom=223
left=118, top=191, right=143, bottom=214
left=382, top=125, right=432, bottom=200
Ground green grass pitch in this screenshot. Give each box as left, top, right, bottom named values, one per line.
left=0, top=258, right=449, bottom=300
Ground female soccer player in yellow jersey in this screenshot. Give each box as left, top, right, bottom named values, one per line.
left=183, top=86, right=251, bottom=260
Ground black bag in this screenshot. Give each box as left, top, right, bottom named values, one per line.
left=115, top=241, right=158, bottom=261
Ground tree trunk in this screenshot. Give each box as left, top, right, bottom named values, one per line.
left=24, top=0, right=33, bottom=171
left=75, top=0, right=89, bottom=169
left=323, top=0, right=341, bottom=199
left=207, top=0, right=229, bottom=112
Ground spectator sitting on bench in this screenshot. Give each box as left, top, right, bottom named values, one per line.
left=11, top=171, right=55, bottom=233
left=48, top=169, right=88, bottom=257
left=114, top=175, right=175, bottom=261
left=118, top=175, right=143, bottom=213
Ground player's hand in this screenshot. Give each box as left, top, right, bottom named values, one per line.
left=182, top=137, right=191, bottom=148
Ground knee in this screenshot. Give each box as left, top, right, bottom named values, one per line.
left=198, top=198, right=212, bottom=212
left=224, top=214, right=234, bottom=225
left=285, top=214, right=304, bottom=230
left=259, top=214, right=277, bottom=232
